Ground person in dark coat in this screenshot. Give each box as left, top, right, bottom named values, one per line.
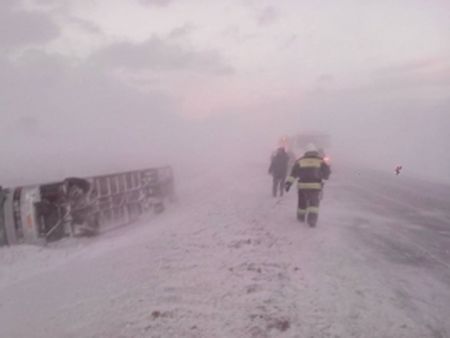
left=269, top=147, right=290, bottom=197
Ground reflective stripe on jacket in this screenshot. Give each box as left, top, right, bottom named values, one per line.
left=286, top=151, right=331, bottom=190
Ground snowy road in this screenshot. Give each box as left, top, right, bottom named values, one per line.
left=1, top=162, right=450, bottom=338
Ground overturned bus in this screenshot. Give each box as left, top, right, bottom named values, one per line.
left=0, top=166, right=175, bottom=246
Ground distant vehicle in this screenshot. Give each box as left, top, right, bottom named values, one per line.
left=280, top=132, right=331, bottom=159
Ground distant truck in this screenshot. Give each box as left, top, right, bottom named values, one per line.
left=292, top=132, right=330, bottom=152
left=281, top=132, right=331, bottom=158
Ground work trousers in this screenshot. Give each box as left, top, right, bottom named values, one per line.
left=272, top=176, right=286, bottom=197
left=297, top=189, right=321, bottom=226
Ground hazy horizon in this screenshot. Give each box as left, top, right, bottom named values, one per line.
left=1, top=0, right=449, bottom=186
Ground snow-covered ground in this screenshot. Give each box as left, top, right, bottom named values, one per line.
left=1, top=161, right=450, bottom=338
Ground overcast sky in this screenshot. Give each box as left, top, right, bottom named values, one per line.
left=1, top=0, right=449, bottom=185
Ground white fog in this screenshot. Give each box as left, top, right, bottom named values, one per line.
left=1, top=1, right=450, bottom=337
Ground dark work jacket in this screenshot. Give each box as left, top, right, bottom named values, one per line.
left=286, top=151, right=331, bottom=189
left=269, top=150, right=290, bottom=179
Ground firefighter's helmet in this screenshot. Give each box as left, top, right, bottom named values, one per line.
left=305, top=143, right=317, bottom=153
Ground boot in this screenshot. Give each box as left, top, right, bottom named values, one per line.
left=307, top=213, right=318, bottom=227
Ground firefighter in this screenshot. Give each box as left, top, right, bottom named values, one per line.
left=285, top=143, right=331, bottom=227
left=269, top=147, right=290, bottom=197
